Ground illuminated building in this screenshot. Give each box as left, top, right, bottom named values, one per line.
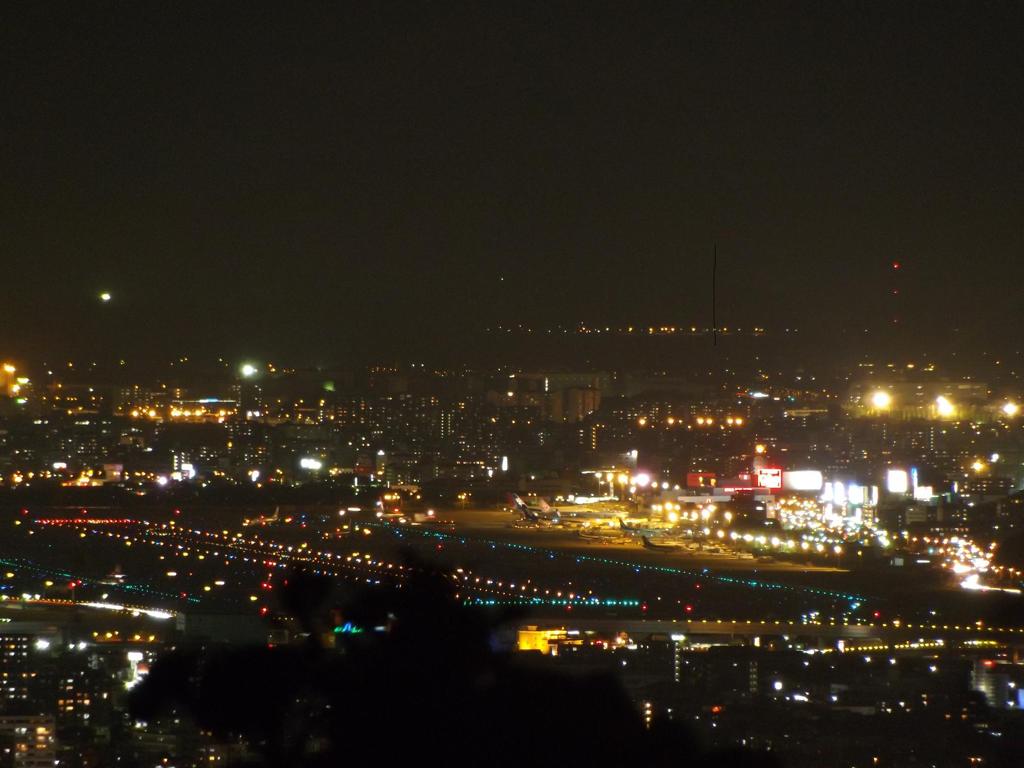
left=845, top=380, right=990, bottom=420
left=517, top=626, right=583, bottom=656
left=0, top=715, right=56, bottom=768
left=0, top=634, right=32, bottom=704
left=232, top=379, right=264, bottom=421
left=0, top=364, right=19, bottom=398
left=970, top=660, right=1014, bottom=710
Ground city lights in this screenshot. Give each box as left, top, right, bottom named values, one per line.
left=5, top=8, right=1024, bottom=765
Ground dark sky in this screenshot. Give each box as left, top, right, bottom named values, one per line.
left=3, top=2, right=1023, bottom=366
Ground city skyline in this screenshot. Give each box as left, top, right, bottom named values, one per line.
left=3, top=4, right=1024, bottom=765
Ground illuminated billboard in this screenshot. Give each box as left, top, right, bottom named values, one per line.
left=755, top=468, right=782, bottom=489
left=886, top=469, right=909, bottom=494
left=782, top=470, right=824, bottom=492
left=913, top=485, right=934, bottom=501
left=847, top=484, right=865, bottom=506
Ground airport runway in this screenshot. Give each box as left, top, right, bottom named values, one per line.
left=440, top=507, right=845, bottom=574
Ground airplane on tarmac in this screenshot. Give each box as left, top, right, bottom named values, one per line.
left=618, top=517, right=682, bottom=538
left=243, top=507, right=281, bottom=527
left=641, top=536, right=682, bottom=552
left=509, top=494, right=561, bottom=524
left=509, top=494, right=627, bottom=526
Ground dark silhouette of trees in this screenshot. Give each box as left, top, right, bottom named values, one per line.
left=130, top=555, right=780, bottom=767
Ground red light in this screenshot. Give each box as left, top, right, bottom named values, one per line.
left=983, top=659, right=995, bottom=668
left=892, top=262, right=901, bottom=269
left=641, top=603, right=648, bottom=612
left=872, top=611, right=881, bottom=619
left=711, top=705, right=722, bottom=714
left=685, top=605, right=693, bottom=613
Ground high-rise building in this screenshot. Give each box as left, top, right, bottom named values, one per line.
left=0, top=715, right=56, bottom=768
left=0, top=635, right=32, bottom=706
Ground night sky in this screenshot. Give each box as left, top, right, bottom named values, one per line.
left=3, top=3, right=1023, bottom=367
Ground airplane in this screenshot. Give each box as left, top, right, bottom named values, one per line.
left=509, top=494, right=561, bottom=525
left=99, top=565, right=126, bottom=586
left=618, top=517, right=681, bottom=538
left=577, top=526, right=629, bottom=543
left=641, top=536, right=682, bottom=552
left=509, top=494, right=628, bottom=526
left=243, top=507, right=282, bottom=527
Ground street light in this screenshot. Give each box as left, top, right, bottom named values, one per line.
left=240, top=363, right=259, bottom=378
left=870, top=390, right=892, bottom=409
left=935, top=396, right=955, bottom=418
left=1002, top=402, right=1019, bottom=417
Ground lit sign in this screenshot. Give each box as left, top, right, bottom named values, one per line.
left=886, top=469, right=909, bottom=494
left=755, top=468, right=782, bottom=489
left=847, top=484, right=865, bottom=506
left=913, top=485, right=934, bottom=501
left=783, top=470, right=823, bottom=492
